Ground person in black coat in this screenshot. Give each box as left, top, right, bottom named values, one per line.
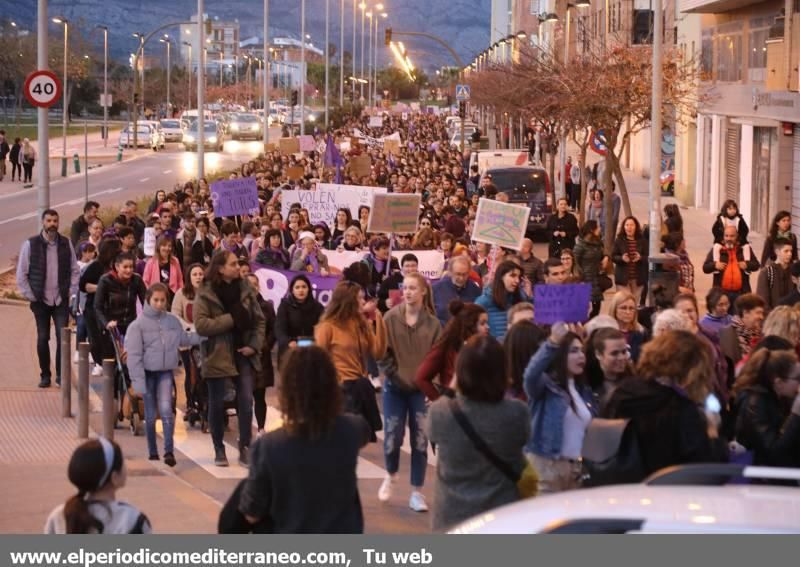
left=544, top=198, right=579, bottom=258
left=602, top=330, right=727, bottom=479
left=245, top=274, right=277, bottom=435
left=612, top=216, right=649, bottom=303
left=275, top=274, right=324, bottom=363
left=733, top=348, right=800, bottom=468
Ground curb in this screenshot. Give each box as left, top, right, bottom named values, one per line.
left=0, top=297, right=29, bottom=307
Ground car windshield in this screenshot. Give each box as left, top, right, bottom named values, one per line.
left=125, top=125, right=151, bottom=134
left=160, top=120, right=180, bottom=128
left=188, top=122, right=218, bottom=133
left=489, top=170, right=547, bottom=199
left=234, top=114, right=259, bottom=123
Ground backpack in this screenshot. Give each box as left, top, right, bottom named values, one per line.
left=580, top=418, right=645, bottom=487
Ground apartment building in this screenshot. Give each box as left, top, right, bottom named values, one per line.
left=675, top=0, right=800, bottom=237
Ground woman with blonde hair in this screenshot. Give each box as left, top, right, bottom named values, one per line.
left=603, top=330, right=727, bottom=478
left=608, top=290, right=647, bottom=362
left=337, top=226, right=364, bottom=252
left=412, top=227, right=438, bottom=250
left=761, top=306, right=800, bottom=347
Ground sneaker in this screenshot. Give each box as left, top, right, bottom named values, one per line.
left=163, top=452, right=176, bottom=467
left=238, top=446, right=250, bottom=467
left=370, top=376, right=383, bottom=391
left=378, top=475, right=395, bottom=502
left=148, top=454, right=159, bottom=461
left=92, top=364, right=103, bottom=377
left=38, top=378, right=51, bottom=388
left=409, top=491, right=428, bottom=513
left=214, top=447, right=228, bottom=467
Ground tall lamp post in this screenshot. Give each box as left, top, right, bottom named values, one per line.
left=352, top=0, right=357, bottom=102
left=52, top=17, right=69, bottom=177
left=365, top=11, right=373, bottom=107
left=325, top=0, right=330, bottom=127
left=197, top=1, right=205, bottom=180
left=300, top=0, right=306, bottom=135
left=183, top=41, right=193, bottom=112
left=264, top=0, right=271, bottom=148
left=374, top=10, right=385, bottom=106
left=160, top=35, right=172, bottom=116
left=37, top=0, right=49, bottom=220
left=96, top=25, right=109, bottom=147
left=359, top=2, right=367, bottom=101
left=339, top=0, right=344, bottom=106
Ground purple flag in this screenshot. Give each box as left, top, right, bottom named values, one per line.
left=323, top=134, right=344, bottom=184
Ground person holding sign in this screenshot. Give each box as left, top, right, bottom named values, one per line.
left=476, top=261, right=532, bottom=340
left=289, top=232, right=330, bottom=276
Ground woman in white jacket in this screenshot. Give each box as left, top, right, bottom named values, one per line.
left=125, top=283, right=201, bottom=467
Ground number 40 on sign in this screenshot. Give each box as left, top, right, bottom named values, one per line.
left=24, top=70, right=62, bottom=109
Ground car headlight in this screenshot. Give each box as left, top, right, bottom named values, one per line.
left=308, top=115, right=316, bottom=122
left=208, top=136, right=217, bottom=143
left=184, top=135, right=195, bottom=143
left=231, top=123, right=239, bottom=130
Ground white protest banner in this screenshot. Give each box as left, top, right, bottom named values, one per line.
left=401, top=112, right=408, bottom=120
left=369, top=116, right=383, bottom=128
left=318, top=183, right=387, bottom=216
left=410, top=102, right=420, bottom=110
left=368, top=193, right=421, bottom=234
left=321, top=249, right=365, bottom=272
left=473, top=198, right=531, bottom=251
left=390, top=250, right=444, bottom=280
left=282, top=184, right=388, bottom=227
left=299, top=135, right=315, bottom=152
left=143, top=227, right=156, bottom=257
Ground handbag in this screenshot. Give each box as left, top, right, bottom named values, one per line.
left=580, top=418, right=644, bottom=487
left=448, top=399, right=538, bottom=499
left=597, top=273, right=614, bottom=292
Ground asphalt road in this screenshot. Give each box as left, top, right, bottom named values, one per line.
left=0, top=137, right=274, bottom=270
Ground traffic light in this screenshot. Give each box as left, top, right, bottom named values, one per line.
left=385, top=28, right=392, bottom=46
left=291, top=90, right=298, bottom=107
left=458, top=101, right=466, bottom=118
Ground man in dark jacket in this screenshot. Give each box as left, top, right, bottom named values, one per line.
left=70, top=201, right=100, bottom=248
left=702, top=225, right=760, bottom=305
left=432, top=256, right=481, bottom=326
left=756, top=239, right=794, bottom=310
left=17, top=209, right=80, bottom=387
left=377, top=253, right=418, bottom=313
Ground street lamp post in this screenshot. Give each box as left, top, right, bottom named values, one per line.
left=160, top=36, right=171, bottom=116
left=97, top=26, right=109, bottom=148
left=300, top=0, right=306, bottom=135
left=131, top=32, right=144, bottom=150
left=352, top=0, right=357, bottom=103
left=183, top=41, right=192, bottom=112
left=37, top=0, right=49, bottom=220
left=52, top=17, right=68, bottom=177
left=339, top=0, right=344, bottom=107
left=649, top=0, right=663, bottom=260
left=325, top=0, right=330, bottom=127
left=264, top=0, right=270, bottom=148
left=366, top=11, right=372, bottom=107
left=197, top=0, right=205, bottom=179
left=359, top=2, right=366, bottom=101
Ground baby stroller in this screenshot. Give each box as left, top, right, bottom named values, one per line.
left=110, top=327, right=145, bottom=436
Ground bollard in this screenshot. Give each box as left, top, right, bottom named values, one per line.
left=61, top=156, right=68, bottom=177
left=102, top=359, right=116, bottom=441
left=117, top=145, right=123, bottom=162
left=77, top=342, right=90, bottom=439
left=60, top=327, right=72, bottom=418
left=73, top=153, right=80, bottom=174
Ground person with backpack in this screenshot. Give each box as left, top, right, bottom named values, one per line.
left=702, top=225, right=759, bottom=307
left=45, top=438, right=151, bottom=533
left=756, top=239, right=794, bottom=311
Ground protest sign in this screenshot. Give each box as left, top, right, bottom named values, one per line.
left=143, top=227, right=156, bottom=257
left=384, top=139, right=401, bottom=155
left=533, top=284, right=592, bottom=325
left=410, top=102, right=420, bottom=110
left=401, top=112, right=408, bottom=120
left=211, top=176, right=259, bottom=218
left=350, top=155, right=372, bottom=178
left=339, top=140, right=351, bottom=152
left=368, top=193, right=421, bottom=234
left=321, top=249, right=365, bottom=272
left=265, top=142, right=277, bottom=152
left=369, top=116, right=383, bottom=128
left=286, top=166, right=305, bottom=181
left=279, top=137, right=300, bottom=155
left=299, top=135, right=315, bottom=152
left=282, top=184, right=387, bottom=227
left=252, top=264, right=340, bottom=308
left=472, top=198, right=531, bottom=250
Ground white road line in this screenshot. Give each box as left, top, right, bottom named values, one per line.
left=139, top=177, right=150, bottom=182
left=0, top=187, right=123, bottom=225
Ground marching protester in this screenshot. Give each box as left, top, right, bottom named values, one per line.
left=432, top=256, right=481, bottom=326
left=289, top=231, right=330, bottom=275
left=545, top=197, right=579, bottom=258
left=244, top=273, right=277, bottom=437
left=476, top=260, right=531, bottom=339
left=275, top=274, right=324, bottom=363
left=171, top=263, right=206, bottom=417
left=574, top=220, right=609, bottom=318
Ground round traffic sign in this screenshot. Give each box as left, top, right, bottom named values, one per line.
left=590, top=129, right=608, bottom=156
left=23, top=70, right=62, bottom=108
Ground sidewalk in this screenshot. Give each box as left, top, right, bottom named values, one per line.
left=0, top=301, right=220, bottom=533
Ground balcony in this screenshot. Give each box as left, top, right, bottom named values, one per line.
left=680, top=0, right=765, bottom=14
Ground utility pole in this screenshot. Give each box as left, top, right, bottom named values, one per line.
left=648, top=0, right=663, bottom=259
left=325, top=0, right=329, bottom=127
left=300, top=0, right=306, bottom=135
left=339, top=0, right=344, bottom=107
left=37, top=0, right=50, bottom=222
left=263, top=0, right=270, bottom=148
left=197, top=0, right=205, bottom=179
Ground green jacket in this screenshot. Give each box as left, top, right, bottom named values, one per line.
left=194, top=280, right=266, bottom=378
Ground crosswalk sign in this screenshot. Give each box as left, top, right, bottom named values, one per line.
left=455, top=84, right=470, bottom=101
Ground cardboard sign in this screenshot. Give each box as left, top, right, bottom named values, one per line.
left=279, top=137, right=300, bottom=155
left=286, top=166, right=305, bottom=181
left=369, top=116, right=384, bottom=128
left=211, top=176, right=259, bottom=218
left=350, top=155, right=372, bottom=179
left=264, top=142, right=277, bottom=152
left=534, top=284, right=592, bottom=325
left=384, top=139, right=401, bottom=155
left=472, top=198, right=531, bottom=251
left=368, top=193, right=421, bottom=234
left=143, top=227, right=156, bottom=257
left=401, top=112, right=408, bottom=120
left=299, top=135, right=315, bottom=152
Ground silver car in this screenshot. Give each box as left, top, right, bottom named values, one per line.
left=183, top=120, right=225, bottom=152
left=159, top=119, right=184, bottom=143
left=118, top=123, right=159, bottom=149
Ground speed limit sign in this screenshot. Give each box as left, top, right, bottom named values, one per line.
left=23, top=70, right=62, bottom=108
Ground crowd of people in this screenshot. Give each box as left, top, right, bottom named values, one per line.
left=17, top=110, right=800, bottom=534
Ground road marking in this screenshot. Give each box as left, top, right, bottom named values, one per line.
left=0, top=187, right=123, bottom=225
left=163, top=169, right=172, bottom=174
left=139, top=177, right=150, bottom=183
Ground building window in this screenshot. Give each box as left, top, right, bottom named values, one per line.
left=530, top=0, right=540, bottom=15
left=701, top=29, right=713, bottom=79
left=632, top=10, right=653, bottom=44
left=748, top=28, right=768, bottom=69
left=716, top=31, right=742, bottom=82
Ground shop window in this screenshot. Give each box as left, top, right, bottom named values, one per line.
left=701, top=29, right=713, bottom=80
left=633, top=10, right=653, bottom=44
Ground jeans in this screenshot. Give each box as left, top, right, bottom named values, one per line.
left=206, top=353, right=254, bottom=451
left=23, top=160, right=33, bottom=183
left=10, top=160, right=21, bottom=181
left=30, top=301, right=69, bottom=383
left=382, top=379, right=428, bottom=487
left=143, top=370, right=175, bottom=457
left=76, top=314, right=87, bottom=344
left=253, top=387, right=267, bottom=430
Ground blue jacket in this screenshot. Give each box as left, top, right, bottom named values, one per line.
left=522, top=341, right=595, bottom=457
left=125, top=304, right=202, bottom=394
left=475, top=285, right=531, bottom=339
left=432, top=277, right=481, bottom=327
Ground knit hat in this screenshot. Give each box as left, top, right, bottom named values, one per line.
left=297, top=231, right=316, bottom=244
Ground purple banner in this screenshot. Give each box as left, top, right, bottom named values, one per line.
left=251, top=263, right=341, bottom=307
left=534, top=283, right=592, bottom=325
left=211, top=177, right=259, bottom=218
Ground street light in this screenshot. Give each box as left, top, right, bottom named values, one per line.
left=366, top=11, right=373, bottom=107
left=360, top=1, right=367, bottom=101
left=300, top=0, right=306, bottom=135
left=52, top=17, right=69, bottom=177
left=95, top=25, right=109, bottom=148
left=183, top=41, right=193, bottom=112
left=160, top=37, right=172, bottom=115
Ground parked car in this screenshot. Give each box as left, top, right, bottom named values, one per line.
left=480, top=165, right=553, bottom=232
left=229, top=113, right=263, bottom=140
left=159, top=119, right=183, bottom=143
left=183, top=120, right=225, bottom=152
left=118, top=123, right=160, bottom=149
left=449, top=464, right=800, bottom=534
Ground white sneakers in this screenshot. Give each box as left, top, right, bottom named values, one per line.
left=378, top=475, right=428, bottom=513
left=378, top=475, right=395, bottom=502
left=91, top=364, right=103, bottom=376
left=409, top=491, right=428, bottom=513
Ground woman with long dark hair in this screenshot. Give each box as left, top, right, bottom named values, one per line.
left=416, top=302, right=489, bottom=401
left=574, top=219, right=609, bottom=318
left=142, top=236, right=183, bottom=305
left=612, top=216, right=648, bottom=304
left=523, top=323, right=594, bottom=493
left=45, top=438, right=150, bottom=533
left=171, top=263, right=206, bottom=418
left=80, top=238, right=121, bottom=374
left=255, top=228, right=290, bottom=269
left=234, top=347, right=369, bottom=533
left=275, top=274, right=324, bottom=363
left=476, top=260, right=530, bottom=339
left=332, top=207, right=355, bottom=242
left=504, top=320, right=547, bottom=401
left=761, top=210, right=798, bottom=266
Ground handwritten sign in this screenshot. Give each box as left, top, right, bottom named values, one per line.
left=350, top=155, right=371, bottom=179
left=279, top=137, right=300, bottom=155
left=211, top=177, right=259, bottom=218
left=369, top=116, right=384, bottom=128
left=299, top=135, right=315, bottom=152
left=264, top=142, right=277, bottom=152
left=143, top=227, right=156, bottom=257
left=281, top=184, right=387, bottom=227
left=384, top=139, right=400, bottom=155
left=320, top=248, right=443, bottom=279
left=472, top=198, right=531, bottom=250
left=368, top=193, right=421, bottom=234
left=286, top=166, right=305, bottom=181
left=534, top=284, right=592, bottom=325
